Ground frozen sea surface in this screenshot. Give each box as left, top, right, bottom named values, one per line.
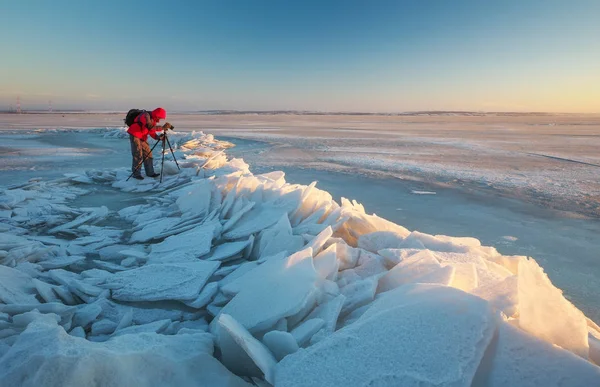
left=1, top=118, right=600, bottom=385
left=0, top=126, right=598, bottom=321
left=0, top=130, right=131, bottom=186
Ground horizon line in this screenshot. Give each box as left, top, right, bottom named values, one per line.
left=1, top=109, right=599, bottom=116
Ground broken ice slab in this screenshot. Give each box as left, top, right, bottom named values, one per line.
left=216, top=249, right=319, bottom=334
left=38, top=255, right=86, bottom=270
left=290, top=318, right=325, bottom=347
left=0, top=303, right=76, bottom=318
left=111, top=319, right=171, bottom=337
left=475, top=320, right=600, bottom=386
left=222, top=204, right=287, bottom=240
left=219, top=313, right=277, bottom=385
left=129, top=217, right=181, bottom=243
left=339, top=277, right=379, bottom=317
left=148, top=224, right=216, bottom=262
left=183, top=282, right=219, bottom=309
left=0, top=318, right=251, bottom=387
left=0, top=265, right=39, bottom=304
left=356, top=230, right=405, bottom=253
left=205, top=238, right=253, bottom=262
left=263, top=330, right=299, bottom=362
left=518, top=257, right=589, bottom=358
left=275, top=284, right=495, bottom=387
left=106, top=261, right=220, bottom=302
left=72, top=303, right=102, bottom=329
left=47, top=206, right=109, bottom=234
left=304, top=294, right=346, bottom=338
left=91, top=260, right=128, bottom=272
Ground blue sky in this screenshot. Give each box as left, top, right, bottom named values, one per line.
left=1, top=0, right=599, bottom=112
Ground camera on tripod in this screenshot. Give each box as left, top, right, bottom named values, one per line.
left=127, top=122, right=180, bottom=183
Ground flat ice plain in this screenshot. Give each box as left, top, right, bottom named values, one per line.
left=0, top=112, right=599, bottom=386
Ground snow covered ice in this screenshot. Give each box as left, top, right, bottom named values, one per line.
left=0, top=123, right=599, bottom=386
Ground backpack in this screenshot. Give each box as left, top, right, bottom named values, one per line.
left=124, top=109, right=147, bottom=127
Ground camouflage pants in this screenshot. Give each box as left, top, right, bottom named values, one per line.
left=129, top=135, right=156, bottom=177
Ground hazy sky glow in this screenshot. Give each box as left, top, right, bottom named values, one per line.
left=1, top=0, right=599, bottom=112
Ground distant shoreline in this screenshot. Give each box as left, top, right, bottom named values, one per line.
left=1, top=111, right=599, bottom=117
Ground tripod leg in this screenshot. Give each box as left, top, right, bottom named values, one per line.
left=127, top=138, right=162, bottom=181
left=164, top=135, right=181, bottom=170
left=160, top=136, right=167, bottom=183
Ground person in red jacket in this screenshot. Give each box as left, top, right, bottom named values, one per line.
left=127, top=107, right=172, bottom=180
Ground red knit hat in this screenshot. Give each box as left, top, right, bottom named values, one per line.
left=152, top=107, right=166, bottom=120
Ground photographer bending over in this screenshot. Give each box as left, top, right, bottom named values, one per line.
left=127, top=107, right=172, bottom=180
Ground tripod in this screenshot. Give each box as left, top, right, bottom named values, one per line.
left=126, top=130, right=181, bottom=183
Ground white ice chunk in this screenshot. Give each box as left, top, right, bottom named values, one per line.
left=174, top=179, right=213, bottom=219
left=0, top=265, right=38, bottom=304
left=473, top=275, right=519, bottom=317
left=484, top=259, right=513, bottom=280
left=48, top=206, right=109, bottom=234
left=112, top=319, right=171, bottom=337
left=91, top=260, right=127, bottom=272
left=336, top=268, right=361, bottom=288
left=107, top=261, right=220, bottom=302
left=401, top=231, right=470, bottom=253
left=33, top=278, right=60, bottom=303
left=118, top=249, right=148, bottom=261
left=53, top=286, right=77, bottom=305
left=305, top=294, right=346, bottom=337
left=222, top=200, right=256, bottom=233
left=72, top=303, right=102, bottom=329
left=275, top=284, right=495, bottom=387
left=486, top=254, right=525, bottom=275
left=115, top=307, right=133, bottom=331
left=219, top=261, right=259, bottom=288
left=222, top=204, right=287, bottom=240
left=518, top=257, right=589, bottom=358
left=170, top=318, right=209, bottom=334
left=335, top=242, right=360, bottom=270
left=475, top=320, right=600, bottom=386
left=68, top=279, right=104, bottom=297
left=340, top=277, right=379, bottom=316
left=217, top=250, right=318, bottom=333
left=304, top=226, right=333, bottom=256
left=263, top=330, right=299, bottom=361
left=353, top=250, right=388, bottom=279
left=220, top=252, right=287, bottom=296
left=183, top=281, right=219, bottom=309
left=148, top=225, right=216, bottom=262
left=446, top=262, right=479, bottom=292
left=130, top=217, right=181, bottom=243
left=377, top=249, right=441, bottom=293
left=590, top=332, right=600, bottom=366
left=12, top=310, right=60, bottom=327
left=91, top=319, right=118, bottom=336
left=0, top=318, right=250, bottom=387
left=261, top=233, right=305, bottom=259
left=206, top=238, right=252, bottom=262
left=357, top=231, right=405, bottom=253
left=69, top=326, right=86, bottom=338
left=120, top=257, right=137, bottom=267
left=313, top=244, right=339, bottom=281
left=291, top=318, right=325, bottom=347
left=434, top=234, right=481, bottom=248
left=214, top=263, right=242, bottom=277
left=219, top=313, right=277, bottom=385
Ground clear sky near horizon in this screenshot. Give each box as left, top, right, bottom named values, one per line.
left=1, top=0, right=599, bottom=113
